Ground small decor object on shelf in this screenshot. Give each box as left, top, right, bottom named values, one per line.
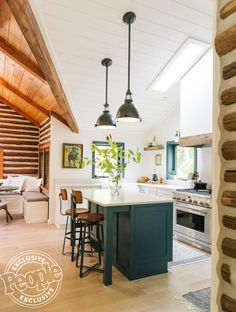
left=155, top=154, right=161, bottom=165
left=152, top=136, right=157, bottom=147
left=62, top=143, right=84, bottom=168
left=91, top=136, right=142, bottom=195
left=175, top=131, right=180, bottom=143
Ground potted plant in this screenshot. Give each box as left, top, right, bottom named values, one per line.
left=169, top=170, right=177, bottom=180
left=91, top=136, right=142, bottom=195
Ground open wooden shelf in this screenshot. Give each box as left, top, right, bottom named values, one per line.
left=144, top=145, right=164, bottom=151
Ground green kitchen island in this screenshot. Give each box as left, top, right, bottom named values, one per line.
left=83, top=188, right=173, bottom=286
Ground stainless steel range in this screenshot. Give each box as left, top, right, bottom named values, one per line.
left=173, top=189, right=212, bottom=252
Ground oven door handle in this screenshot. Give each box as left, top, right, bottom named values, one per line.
left=174, top=202, right=209, bottom=214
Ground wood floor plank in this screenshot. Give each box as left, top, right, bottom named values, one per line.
left=0, top=219, right=211, bottom=312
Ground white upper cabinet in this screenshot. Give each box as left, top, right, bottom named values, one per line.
left=180, top=49, right=213, bottom=137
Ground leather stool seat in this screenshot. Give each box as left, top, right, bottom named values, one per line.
left=65, top=208, right=88, bottom=217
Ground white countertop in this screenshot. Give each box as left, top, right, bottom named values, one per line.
left=136, top=183, right=186, bottom=190
left=83, top=189, right=173, bottom=207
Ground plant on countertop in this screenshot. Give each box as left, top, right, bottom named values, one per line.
left=91, top=136, right=142, bottom=195
left=169, top=170, right=177, bottom=179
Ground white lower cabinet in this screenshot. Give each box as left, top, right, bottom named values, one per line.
left=138, top=185, right=158, bottom=196
left=138, top=185, right=173, bottom=199
left=157, top=189, right=173, bottom=199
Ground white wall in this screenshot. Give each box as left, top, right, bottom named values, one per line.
left=144, top=106, right=180, bottom=180
left=180, top=49, right=213, bottom=137
left=49, top=117, right=146, bottom=223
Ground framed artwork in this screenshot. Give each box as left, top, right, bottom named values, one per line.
left=62, top=143, right=83, bottom=168
left=155, top=154, right=161, bottom=165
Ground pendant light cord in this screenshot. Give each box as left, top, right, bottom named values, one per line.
left=104, top=64, right=109, bottom=110
left=127, top=22, right=131, bottom=93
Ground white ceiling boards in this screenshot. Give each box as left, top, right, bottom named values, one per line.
left=30, top=0, right=213, bottom=133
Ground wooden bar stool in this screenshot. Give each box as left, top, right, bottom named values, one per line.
left=59, top=189, right=88, bottom=259
left=76, top=212, right=104, bottom=277
left=0, top=201, right=13, bottom=223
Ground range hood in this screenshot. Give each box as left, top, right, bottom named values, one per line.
left=179, top=133, right=212, bottom=147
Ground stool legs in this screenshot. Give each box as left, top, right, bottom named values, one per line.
left=62, top=215, right=69, bottom=255
left=76, top=222, right=103, bottom=277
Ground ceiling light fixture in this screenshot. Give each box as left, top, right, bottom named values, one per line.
left=95, top=58, right=116, bottom=129
left=116, top=12, right=141, bottom=123
left=151, top=38, right=210, bottom=92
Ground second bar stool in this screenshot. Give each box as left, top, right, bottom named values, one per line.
left=76, top=212, right=104, bottom=277
left=59, top=189, right=88, bottom=260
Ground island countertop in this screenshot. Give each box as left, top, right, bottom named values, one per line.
left=83, top=189, right=173, bottom=207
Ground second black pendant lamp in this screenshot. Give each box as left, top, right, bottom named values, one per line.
left=95, top=58, right=116, bottom=129
left=116, top=12, right=142, bottom=123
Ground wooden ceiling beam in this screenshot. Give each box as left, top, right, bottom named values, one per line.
left=6, top=0, right=79, bottom=133
left=0, top=36, right=45, bottom=82
left=50, top=111, right=69, bottom=128
left=0, top=78, right=49, bottom=117
left=0, top=96, right=40, bottom=127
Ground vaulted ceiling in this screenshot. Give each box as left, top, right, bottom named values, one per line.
left=0, top=0, right=78, bottom=131
left=29, top=0, right=214, bottom=133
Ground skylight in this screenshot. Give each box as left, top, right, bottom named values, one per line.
left=151, top=38, right=210, bottom=92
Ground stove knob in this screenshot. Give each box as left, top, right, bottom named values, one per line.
left=204, top=201, right=210, bottom=207
left=199, top=201, right=204, bottom=206
left=193, top=200, right=198, bottom=204
left=177, top=197, right=181, bottom=200
left=186, top=197, right=192, bottom=203
left=182, top=198, right=186, bottom=202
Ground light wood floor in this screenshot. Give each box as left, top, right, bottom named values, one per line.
left=0, top=216, right=211, bottom=312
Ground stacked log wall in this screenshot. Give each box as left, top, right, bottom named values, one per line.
left=0, top=102, right=39, bottom=177
left=215, top=0, right=236, bottom=310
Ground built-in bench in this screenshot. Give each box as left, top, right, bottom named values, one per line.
left=23, top=192, right=49, bottom=224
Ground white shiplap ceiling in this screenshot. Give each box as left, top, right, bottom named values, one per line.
left=31, top=0, right=214, bottom=133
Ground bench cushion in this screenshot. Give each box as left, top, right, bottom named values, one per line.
left=0, top=192, right=21, bottom=196
left=22, top=192, right=48, bottom=203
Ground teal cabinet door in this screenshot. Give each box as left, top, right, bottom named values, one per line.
left=113, top=203, right=173, bottom=280
left=130, top=203, right=173, bottom=279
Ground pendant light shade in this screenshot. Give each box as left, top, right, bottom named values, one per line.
left=95, top=58, right=116, bottom=129
left=116, top=12, right=141, bottom=123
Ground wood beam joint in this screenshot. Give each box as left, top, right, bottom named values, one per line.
left=0, top=36, right=45, bottom=82
left=0, top=78, right=49, bottom=116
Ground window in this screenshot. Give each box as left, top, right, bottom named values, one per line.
left=92, top=141, right=125, bottom=179
left=166, top=141, right=197, bottom=180
left=39, top=146, right=50, bottom=192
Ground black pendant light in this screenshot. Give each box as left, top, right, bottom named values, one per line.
left=116, top=12, right=141, bottom=123
left=95, top=58, right=116, bottom=129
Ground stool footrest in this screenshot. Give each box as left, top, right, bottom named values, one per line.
left=80, top=263, right=103, bottom=277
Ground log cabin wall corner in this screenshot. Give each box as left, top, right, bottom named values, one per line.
left=0, top=102, right=39, bottom=177
left=215, top=0, right=236, bottom=310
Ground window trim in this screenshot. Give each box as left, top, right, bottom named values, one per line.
left=166, top=141, right=197, bottom=180
left=92, top=141, right=125, bottom=179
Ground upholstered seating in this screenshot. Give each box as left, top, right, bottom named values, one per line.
left=23, top=191, right=49, bottom=224
left=22, top=192, right=48, bottom=202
